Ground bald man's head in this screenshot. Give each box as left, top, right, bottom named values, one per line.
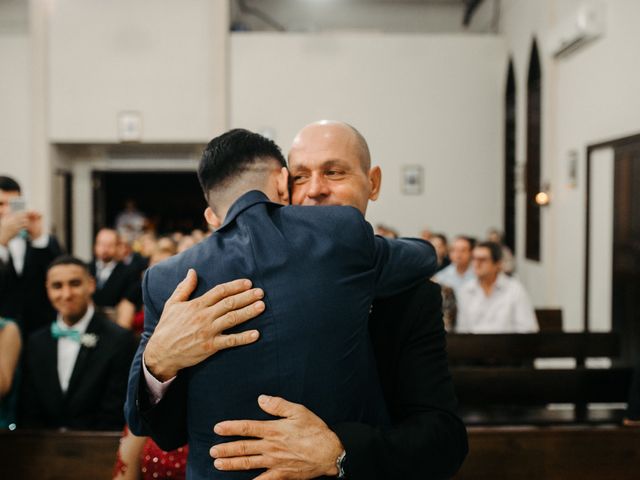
left=287, top=120, right=381, bottom=214
left=290, top=121, right=371, bottom=173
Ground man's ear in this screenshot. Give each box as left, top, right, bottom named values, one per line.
left=368, top=166, right=382, bottom=201
left=277, top=167, right=290, bottom=205
left=204, top=207, right=221, bottom=229
left=87, top=276, right=96, bottom=296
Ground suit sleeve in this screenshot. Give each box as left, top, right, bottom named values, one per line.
left=124, top=268, right=188, bottom=451
left=331, top=282, right=468, bottom=479
left=369, top=230, right=437, bottom=298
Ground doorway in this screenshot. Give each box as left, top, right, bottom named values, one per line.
left=586, top=134, right=640, bottom=365
left=92, top=171, right=208, bottom=238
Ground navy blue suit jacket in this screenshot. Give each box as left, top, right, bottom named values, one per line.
left=126, top=191, right=436, bottom=479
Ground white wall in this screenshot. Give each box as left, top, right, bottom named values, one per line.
left=501, top=0, right=640, bottom=328
left=231, top=33, right=506, bottom=239
left=0, top=0, right=31, bottom=196
left=49, top=0, right=228, bottom=143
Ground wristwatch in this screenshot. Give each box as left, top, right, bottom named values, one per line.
left=336, top=450, right=347, bottom=479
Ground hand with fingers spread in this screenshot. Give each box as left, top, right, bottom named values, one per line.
left=143, top=269, right=266, bottom=382
left=210, top=395, right=344, bottom=480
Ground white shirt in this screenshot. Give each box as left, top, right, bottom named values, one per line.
left=95, top=260, right=117, bottom=287
left=456, top=273, right=539, bottom=333
left=0, top=233, right=50, bottom=276
left=434, top=263, right=476, bottom=294
left=56, top=304, right=95, bottom=393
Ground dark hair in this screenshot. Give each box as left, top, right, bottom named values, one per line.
left=432, top=233, right=448, bottom=244
left=0, top=176, right=21, bottom=193
left=475, top=241, right=503, bottom=263
left=197, top=129, right=286, bottom=201
left=456, top=235, right=477, bottom=250
left=47, top=255, right=92, bottom=276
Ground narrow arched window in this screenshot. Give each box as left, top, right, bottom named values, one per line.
left=504, top=59, right=516, bottom=253
left=525, top=39, right=542, bottom=261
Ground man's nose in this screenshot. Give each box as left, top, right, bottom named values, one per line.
left=60, top=285, right=73, bottom=299
left=306, top=175, right=329, bottom=198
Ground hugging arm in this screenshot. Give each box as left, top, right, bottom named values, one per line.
left=124, top=269, right=265, bottom=449
left=361, top=214, right=436, bottom=297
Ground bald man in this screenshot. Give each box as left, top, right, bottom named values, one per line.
left=127, top=121, right=467, bottom=479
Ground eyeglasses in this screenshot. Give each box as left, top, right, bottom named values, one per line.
left=472, top=256, right=492, bottom=263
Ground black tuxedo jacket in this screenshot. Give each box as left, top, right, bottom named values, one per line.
left=89, top=261, right=136, bottom=308
left=0, top=235, right=62, bottom=337
left=332, top=280, right=468, bottom=479
left=21, top=313, right=136, bottom=430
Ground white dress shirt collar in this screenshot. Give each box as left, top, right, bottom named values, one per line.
left=56, top=304, right=95, bottom=393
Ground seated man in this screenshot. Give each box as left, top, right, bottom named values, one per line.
left=126, top=129, right=437, bottom=479
left=21, top=255, right=136, bottom=430
left=456, top=241, right=539, bottom=333
left=433, top=235, right=476, bottom=295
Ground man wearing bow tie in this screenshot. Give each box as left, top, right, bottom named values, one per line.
left=21, top=255, right=136, bottom=430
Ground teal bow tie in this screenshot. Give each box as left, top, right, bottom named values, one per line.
left=50, top=323, right=82, bottom=343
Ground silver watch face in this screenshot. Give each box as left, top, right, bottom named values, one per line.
left=336, top=450, right=346, bottom=478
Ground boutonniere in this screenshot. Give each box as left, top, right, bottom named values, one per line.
left=81, top=333, right=99, bottom=348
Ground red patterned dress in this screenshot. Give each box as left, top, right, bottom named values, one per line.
left=114, top=426, right=188, bottom=480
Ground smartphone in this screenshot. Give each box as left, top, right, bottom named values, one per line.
left=8, top=197, right=28, bottom=238
left=8, top=196, right=26, bottom=213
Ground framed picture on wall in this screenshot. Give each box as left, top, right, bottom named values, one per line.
left=402, top=165, right=423, bottom=195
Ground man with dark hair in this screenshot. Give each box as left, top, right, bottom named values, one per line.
left=126, top=128, right=437, bottom=479
left=434, top=234, right=476, bottom=295
left=456, top=241, right=539, bottom=333
left=0, top=175, right=62, bottom=337
left=21, top=255, right=136, bottom=429
left=128, top=122, right=467, bottom=480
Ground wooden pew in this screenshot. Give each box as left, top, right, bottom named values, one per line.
left=2, top=427, right=639, bottom=480
left=0, top=429, right=120, bottom=479
left=535, top=308, right=563, bottom=332
left=456, top=426, right=640, bottom=480
left=447, top=333, right=633, bottom=424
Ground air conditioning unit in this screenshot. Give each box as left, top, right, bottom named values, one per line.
left=551, top=1, right=605, bottom=59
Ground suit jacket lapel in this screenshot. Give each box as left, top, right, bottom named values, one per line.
left=66, top=314, right=102, bottom=398
left=40, top=332, right=64, bottom=407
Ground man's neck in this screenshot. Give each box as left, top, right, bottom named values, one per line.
left=455, top=263, right=468, bottom=275
left=479, top=273, right=498, bottom=296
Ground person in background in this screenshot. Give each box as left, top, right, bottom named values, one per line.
left=374, top=223, right=399, bottom=239
left=0, top=176, right=63, bottom=338
left=433, top=235, right=476, bottom=295
left=430, top=232, right=451, bottom=272
left=117, top=233, right=148, bottom=280
left=0, top=317, right=21, bottom=428
left=112, top=426, right=188, bottom=480
left=115, top=199, right=147, bottom=238
left=487, top=228, right=515, bottom=275
left=89, top=228, right=137, bottom=320
left=21, top=255, right=136, bottom=429
left=116, top=246, right=177, bottom=334
left=456, top=241, right=538, bottom=333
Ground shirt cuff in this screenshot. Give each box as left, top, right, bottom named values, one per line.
left=143, top=356, right=176, bottom=406
left=30, top=233, right=50, bottom=248
left=0, top=244, right=8, bottom=264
